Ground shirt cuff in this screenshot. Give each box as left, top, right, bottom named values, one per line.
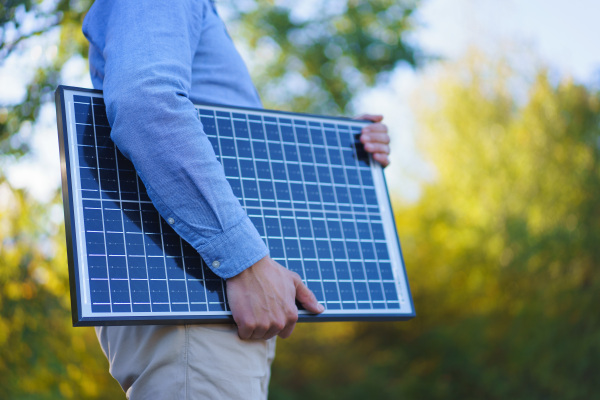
left=193, top=216, right=269, bottom=279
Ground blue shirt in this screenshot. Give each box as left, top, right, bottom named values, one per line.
left=83, top=0, right=269, bottom=279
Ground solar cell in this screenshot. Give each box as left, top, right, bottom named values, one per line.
left=55, top=85, right=415, bottom=325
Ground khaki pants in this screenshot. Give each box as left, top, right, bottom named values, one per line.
left=95, top=324, right=276, bottom=399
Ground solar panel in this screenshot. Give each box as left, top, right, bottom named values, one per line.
left=55, top=85, right=415, bottom=326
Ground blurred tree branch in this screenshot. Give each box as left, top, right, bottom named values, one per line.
left=223, top=0, right=424, bottom=115
left=0, top=0, right=91, bottom=164
left=1, top=0, right=59, bottom=61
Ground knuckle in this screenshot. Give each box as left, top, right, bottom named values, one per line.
left=242, top=319, right=257, bottom=331
left=278, top=329, right=292, bottom=339
left=253, top=317, right=269, bottom=330
left=286, top=309, right=299, bottom=323
left=239, top=330, right=252, bottom=340
left=273, top=320, right=286, bottom=332
left=288, top=270, right=302, bottom=281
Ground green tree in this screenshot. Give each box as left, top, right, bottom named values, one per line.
left=1, top=0, right=91, bottom=162
left=399, top=56, right=600, bottom=399
left=0, top=185, right=124, bottom=399
left=268, top=56, right=600, bottom=399
left=226, top=0, right=422, bottom=114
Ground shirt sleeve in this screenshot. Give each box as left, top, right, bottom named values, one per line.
left=83, top=0, right=268, bottom=279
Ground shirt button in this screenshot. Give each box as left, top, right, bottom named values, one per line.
left=167, top=217, right=175, bottom=225
left=211, top=260, right=221, bottom=269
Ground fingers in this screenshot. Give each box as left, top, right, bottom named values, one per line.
left=361, top=127, right=390, bottom=143
left=279, top=274, right=323, bottom=339
left=363, top=140, right=390, bottom=154
left=235, top=318, right=258, bottom=341
left=371, top=152, right=390, bottom=167
left=278, top=320, right=297, bottom=339
left=354, top=115, right=391, bottom=168
left=293, top=273, right=325, bottom=314
left=361, top=127, right=391, bottom=168
left=233, top=306, right=291, bottom=341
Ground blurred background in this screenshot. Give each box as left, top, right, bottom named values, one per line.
left=1, top=0, right=599, bottom=398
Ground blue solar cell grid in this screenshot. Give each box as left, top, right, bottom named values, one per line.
left=56, top=86, right=414, bottom=325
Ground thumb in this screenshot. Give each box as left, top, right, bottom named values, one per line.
left=294, top=275, right=325, bottom=314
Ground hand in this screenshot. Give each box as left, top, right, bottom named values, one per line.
left=226, top=256, right=324, bottom=340
left=356, top=114, right=391, bottom=168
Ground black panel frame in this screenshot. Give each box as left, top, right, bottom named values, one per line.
left=55, top=85, right=415, bottom=326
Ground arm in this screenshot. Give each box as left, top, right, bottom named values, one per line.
left=84, top=0, right=267, bottom=279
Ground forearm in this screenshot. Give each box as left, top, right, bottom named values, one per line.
left=84, top=0, right=268, bottom=278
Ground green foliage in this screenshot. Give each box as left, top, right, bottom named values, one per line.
left=224, top=0, right=422, bottom=115
left=398, top=58, right=600, bottom=398
left=0, top=184, right=123, bottom=399
left=269, top=57, right=600, bottom=399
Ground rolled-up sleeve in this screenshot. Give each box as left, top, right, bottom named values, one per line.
left=83, top=0, right=268, bottom=278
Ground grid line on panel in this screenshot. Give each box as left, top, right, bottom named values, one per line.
left=177, top=236, right=191, bottom=311
left=262, top=116, right=292, bottom=271
left=213, top=112, right=231, bottom=311
left=328, top=123, right=357, bottom=308
left=156, top=206, right=173, bottom=312
left=351, top=126, right=386, bottom=309
left=111, top=116, right=134, bottom=311
left=311, top=121, right=344, bottom=309
left=196, top=108, right=214, bottom=310
left=268, top=118, right=296, bottom=259
left=335, top=124, right=370, bottom=307
left=342, top=124, right=376, bottom=310
left=256, top=114, right=288, bottom=278
left=297, top=121, right=327, bottom=304
left=88, top=97, right=113, bottom=311
left=289, top=122, right=308, bottom=210
left=283, top=119, right=312, bottom=292
left=338, top=122, right=375, bottom=309
left=243, top=113, right=262, bottom=212
left=270, top=118, right=294, bottom=208
left=134, top=171, right=153, bottom=310
left=270, top=112, right=308, bottom=287
left=315, top=124, right=343, bottom=309
left=230, top=113, right=246, bottom=207
left=193, top=256, right=210, bottom=312
left=347, top=129, right=373, bottom=309
left=332, top=123, right=361, bottom=310
left=239, top=118, right=260, bottom=214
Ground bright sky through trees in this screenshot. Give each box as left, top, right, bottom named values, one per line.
left=355, top=0, right=600, bottom=200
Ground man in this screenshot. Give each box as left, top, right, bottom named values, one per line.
left=83, top=0, right=391, bottom=398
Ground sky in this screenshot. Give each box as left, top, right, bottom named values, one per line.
left=3, top=0, right=600, bottom=203
left=356, top=0, right=600, bottom=200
